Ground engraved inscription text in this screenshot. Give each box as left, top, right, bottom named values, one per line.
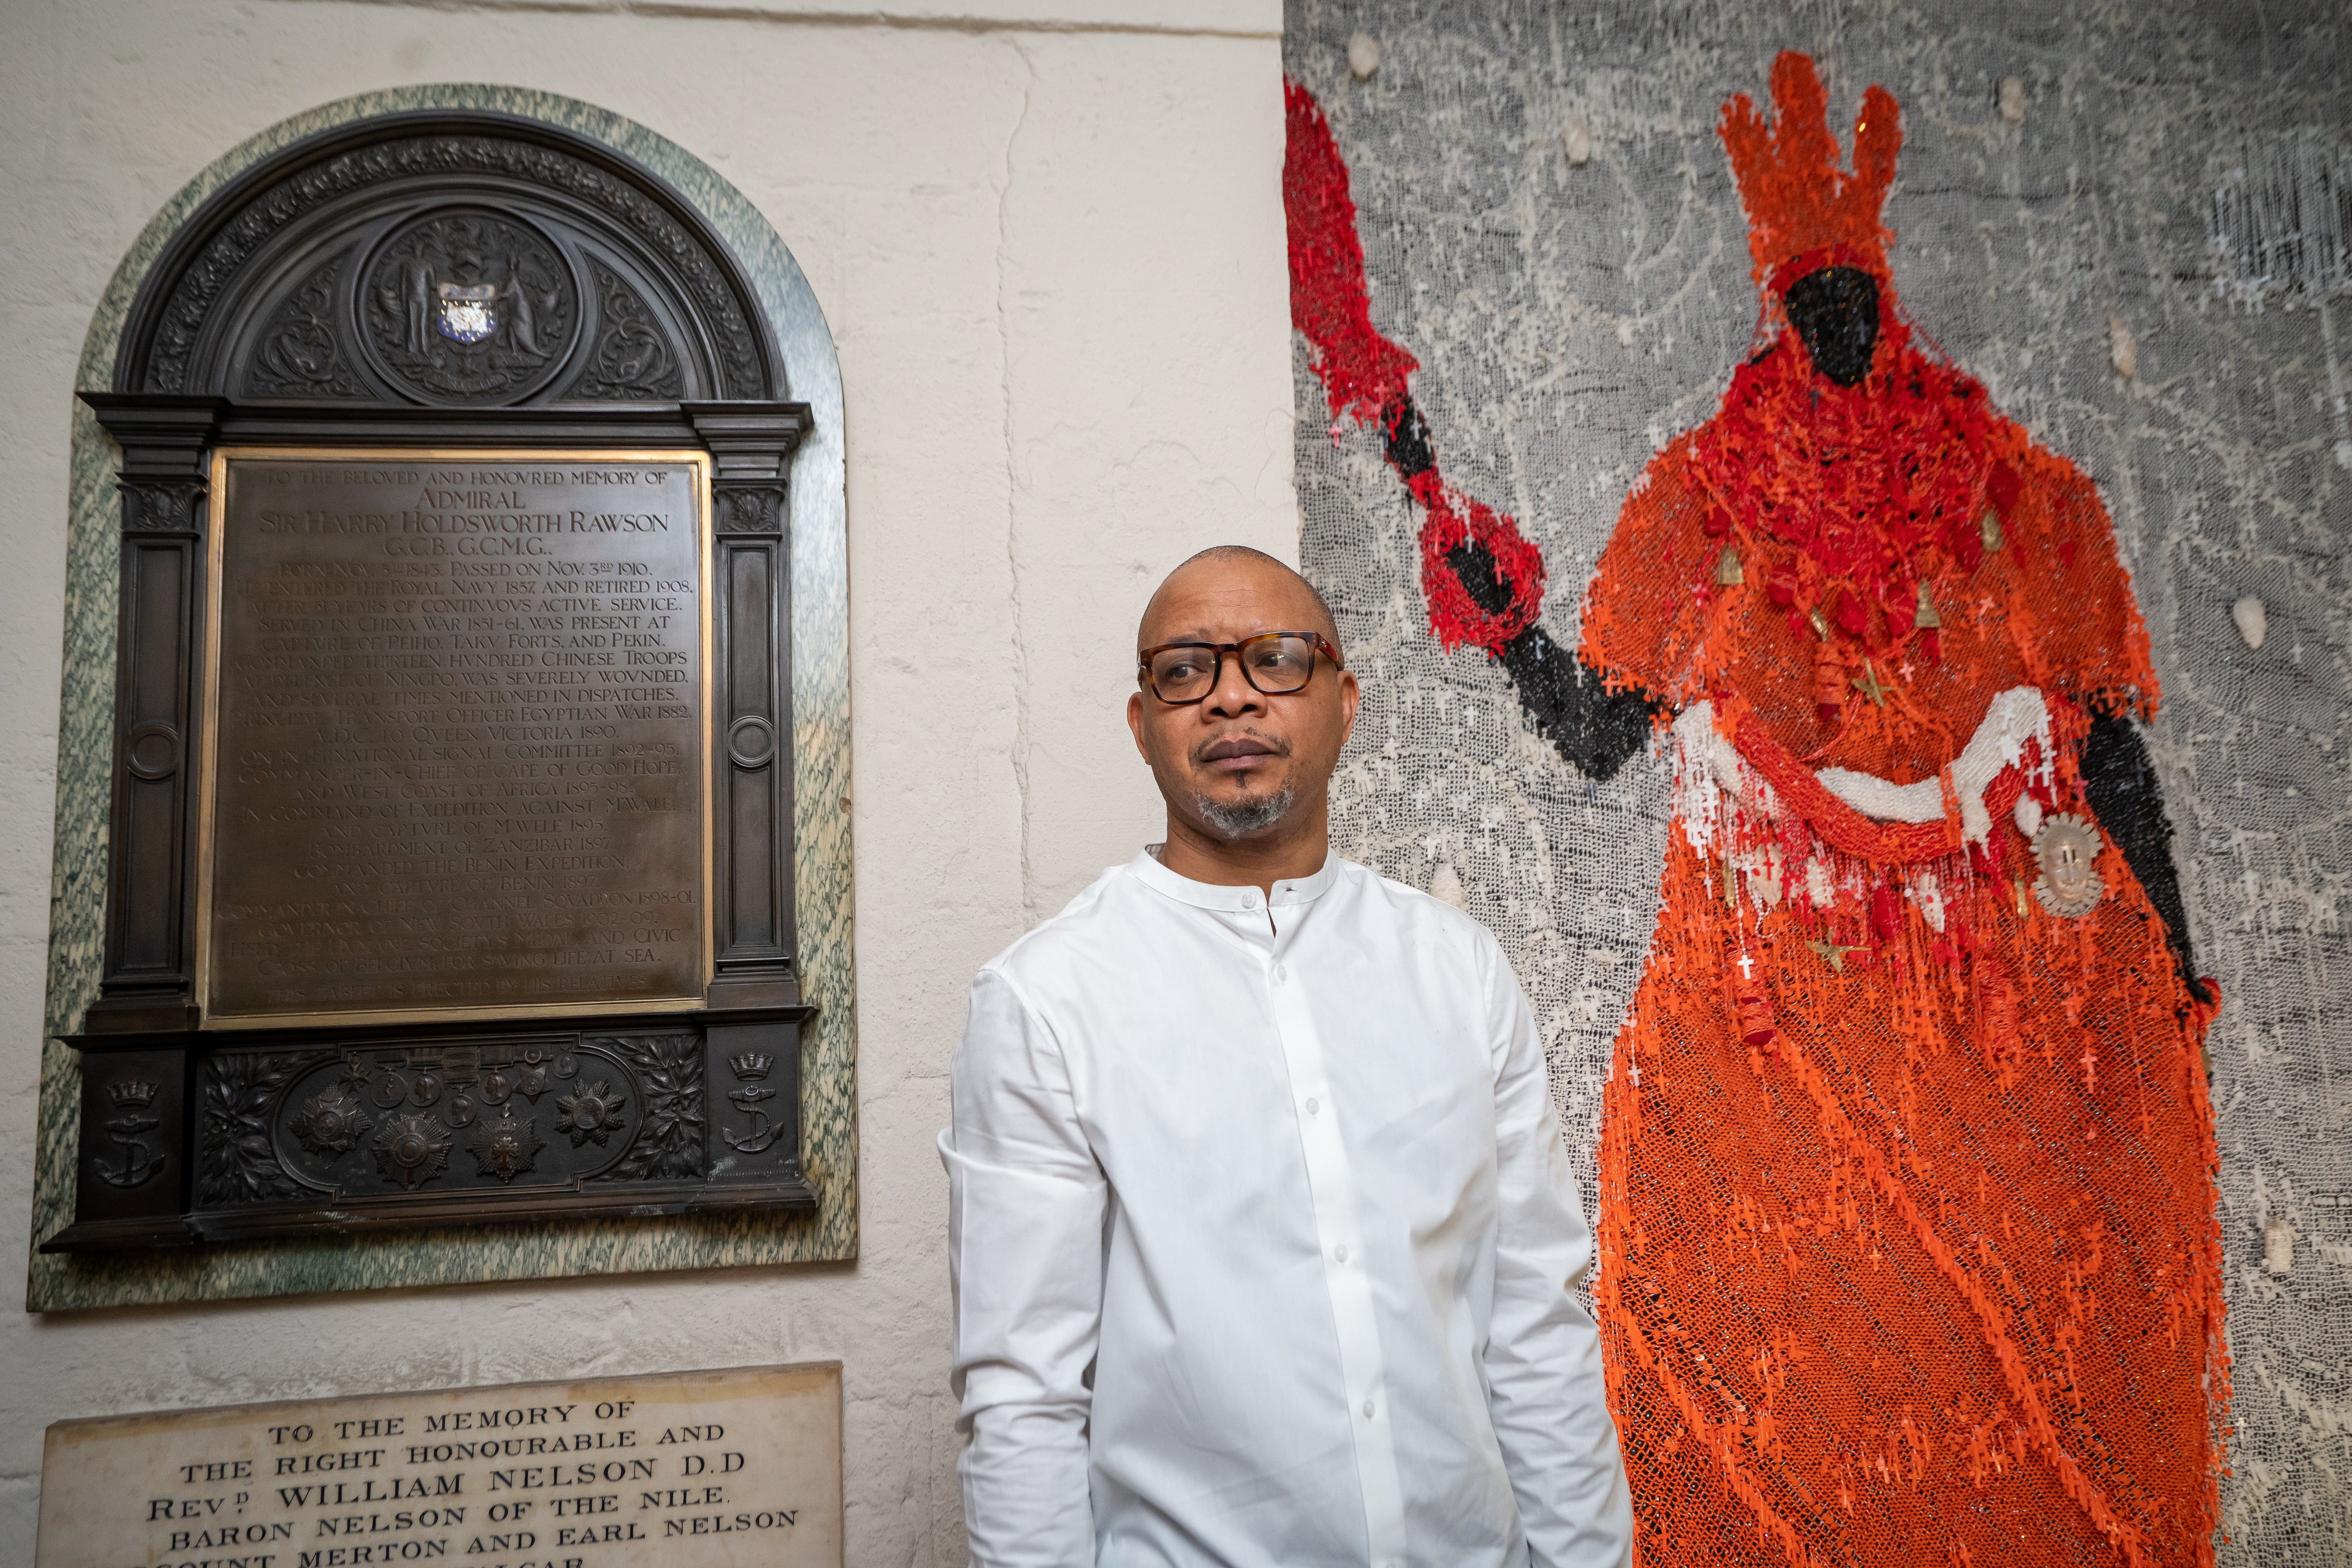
left=205, top=456, right=706, bottom=1021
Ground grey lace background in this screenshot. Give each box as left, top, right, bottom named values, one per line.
left=1284, top=2, right=2350, bottom=1559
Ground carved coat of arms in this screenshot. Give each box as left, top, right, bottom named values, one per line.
left=364, top=209, right=577, bottom=400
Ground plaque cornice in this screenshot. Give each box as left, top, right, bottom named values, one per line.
left=116, top=111, right=781, bottom=405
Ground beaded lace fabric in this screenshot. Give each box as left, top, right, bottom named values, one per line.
left=1283, top=4, right=2350, bottom=1563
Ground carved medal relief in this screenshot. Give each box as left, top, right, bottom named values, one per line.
left=196, top=1033, right=711, bottom=1207
left=361, top=208, right=580, bottom=402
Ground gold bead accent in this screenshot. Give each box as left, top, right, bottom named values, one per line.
left=1914, top=579, right=1941, bottom=629
left=1851, top=660, right=1891, bottom=707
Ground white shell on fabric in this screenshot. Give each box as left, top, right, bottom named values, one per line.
left=1999, top=76, right=2027, bottom=124
left=1347, top=32, right=1381, bottom=80
left=2264, top=1215, right=2294, bottom=1277
left=1427, top=857, right=1467, bottom=910
left=1563, top=118, right=1593, bottom=166
left=2013, top=793, right=2044, bottom=840
left=2109, top=315, right=2138, bottom=380
left=2031, top=812, right=2105, bottom=917
left=2234, top=595, right=2268, bottom=650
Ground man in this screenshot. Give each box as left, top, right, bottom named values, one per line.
left=942, top=546, right=1633, bottom=1568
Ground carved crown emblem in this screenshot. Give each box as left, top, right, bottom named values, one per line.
left=107, top=1079, right=160, bottom=1109
left=730, top=1052, right=775, bottom=1081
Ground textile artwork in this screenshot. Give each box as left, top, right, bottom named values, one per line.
left=1284, top=4, right=2347, bottom=1564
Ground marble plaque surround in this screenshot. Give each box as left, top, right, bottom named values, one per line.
left=27, top=84, right=856, bottom=1310
left=36, top=1363, right=843, bottom=1567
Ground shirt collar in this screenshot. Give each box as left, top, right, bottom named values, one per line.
left=1128, top=846, right=1344, bottom=913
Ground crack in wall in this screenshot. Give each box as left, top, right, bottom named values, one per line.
left=996, top=39, right=1040, bottom=924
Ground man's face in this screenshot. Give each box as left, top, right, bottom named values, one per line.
left=1127, top=555, right=1359, bottom=843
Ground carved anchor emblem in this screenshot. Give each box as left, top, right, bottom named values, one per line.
left=94, top=1078, right=166, bottom=1189
left=724, top=1051, right=782, bottom=1154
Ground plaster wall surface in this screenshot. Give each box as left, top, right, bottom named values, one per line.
left=0, top=1, right=1296, bottom=1560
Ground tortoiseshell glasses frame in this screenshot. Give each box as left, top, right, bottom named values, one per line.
left=1136, top=631, right=1343, bottom=706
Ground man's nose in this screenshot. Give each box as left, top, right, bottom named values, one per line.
left=1203, top=655, right=1265, bottom=717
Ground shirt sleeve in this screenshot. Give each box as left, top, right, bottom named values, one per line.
left=1475, top=936, right=1635, bottom=1568
left=941, top=965, right=1107, bottom=1568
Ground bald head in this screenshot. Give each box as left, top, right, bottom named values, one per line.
left=1136, top=546, right=1340, bottom=660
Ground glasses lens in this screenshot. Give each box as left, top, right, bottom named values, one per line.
left=1241, top=635, right=1317, bottom=693
left=1148, top=646, right=1219, bottom=702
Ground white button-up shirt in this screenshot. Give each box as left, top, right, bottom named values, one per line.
left=943, top=849, right=1632, bottom=1568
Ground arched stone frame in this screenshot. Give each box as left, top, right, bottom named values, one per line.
left=28, top=86, right=854, bottom=1311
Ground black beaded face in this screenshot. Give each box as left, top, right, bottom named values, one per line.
left=1784, top=265, right=1881, bottom=386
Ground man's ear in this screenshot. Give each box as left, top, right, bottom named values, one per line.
left=1338, top=669, right=1361, bottom=748
left=1126, top=690, right=1150, bottom=762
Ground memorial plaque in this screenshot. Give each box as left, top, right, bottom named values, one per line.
left=47, top=110, right=823, bottom=1256
left=35, top=1363, right=843, bottom=1568
left=201, top=453, right=712, bottom=1025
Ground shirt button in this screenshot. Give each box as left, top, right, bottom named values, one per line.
left=1303, top=1098, right=1319, bottom=1116
left=1334, top=1243, right=1348, bottom=1262
left=1273, top=964, right=1287, bottom=982
left=1362, top=1398, right=1376, bottom=1419
left=1242, top=892, right=1259, bottom=908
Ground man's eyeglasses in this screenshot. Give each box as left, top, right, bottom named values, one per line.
left=1137, top=632, right=1341, bottom=706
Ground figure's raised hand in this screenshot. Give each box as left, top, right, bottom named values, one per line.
left=1289, top=86, right=1658, bottom=782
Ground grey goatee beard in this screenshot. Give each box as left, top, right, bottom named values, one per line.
left=1194, top=784, right=1297, bottom=840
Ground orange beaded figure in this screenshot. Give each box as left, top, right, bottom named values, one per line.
left=1286, top=51, right=2228, bottom=1568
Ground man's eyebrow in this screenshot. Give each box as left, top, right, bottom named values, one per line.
left=1145, top=625, right=1312, bottom=645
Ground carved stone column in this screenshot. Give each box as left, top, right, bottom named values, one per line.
left=686, top=403, right=809, bottom=1009
left=81, top=394, right=229, bottom=1034
left=684, top=403, right=815, bottom=1206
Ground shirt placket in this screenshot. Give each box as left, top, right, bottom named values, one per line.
left=1261, top=907, right=1408, bottom=1568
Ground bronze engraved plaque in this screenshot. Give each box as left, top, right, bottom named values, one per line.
left=200, top=452, right=710, bottom=1025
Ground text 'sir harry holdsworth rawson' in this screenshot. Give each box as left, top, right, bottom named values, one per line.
left=50, top=110, right=822, bottom=1252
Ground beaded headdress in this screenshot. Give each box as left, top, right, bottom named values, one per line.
left=1720, top=52, right=1902, bottom=291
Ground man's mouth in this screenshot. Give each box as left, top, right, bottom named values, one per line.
left=1198, top=736, right=1283, bottom=772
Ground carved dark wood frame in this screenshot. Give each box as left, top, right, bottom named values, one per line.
left=46, top=113, right=822, bottom=1253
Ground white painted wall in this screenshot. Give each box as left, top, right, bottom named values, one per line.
left=0, top=2, right=1296, bottom=1559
